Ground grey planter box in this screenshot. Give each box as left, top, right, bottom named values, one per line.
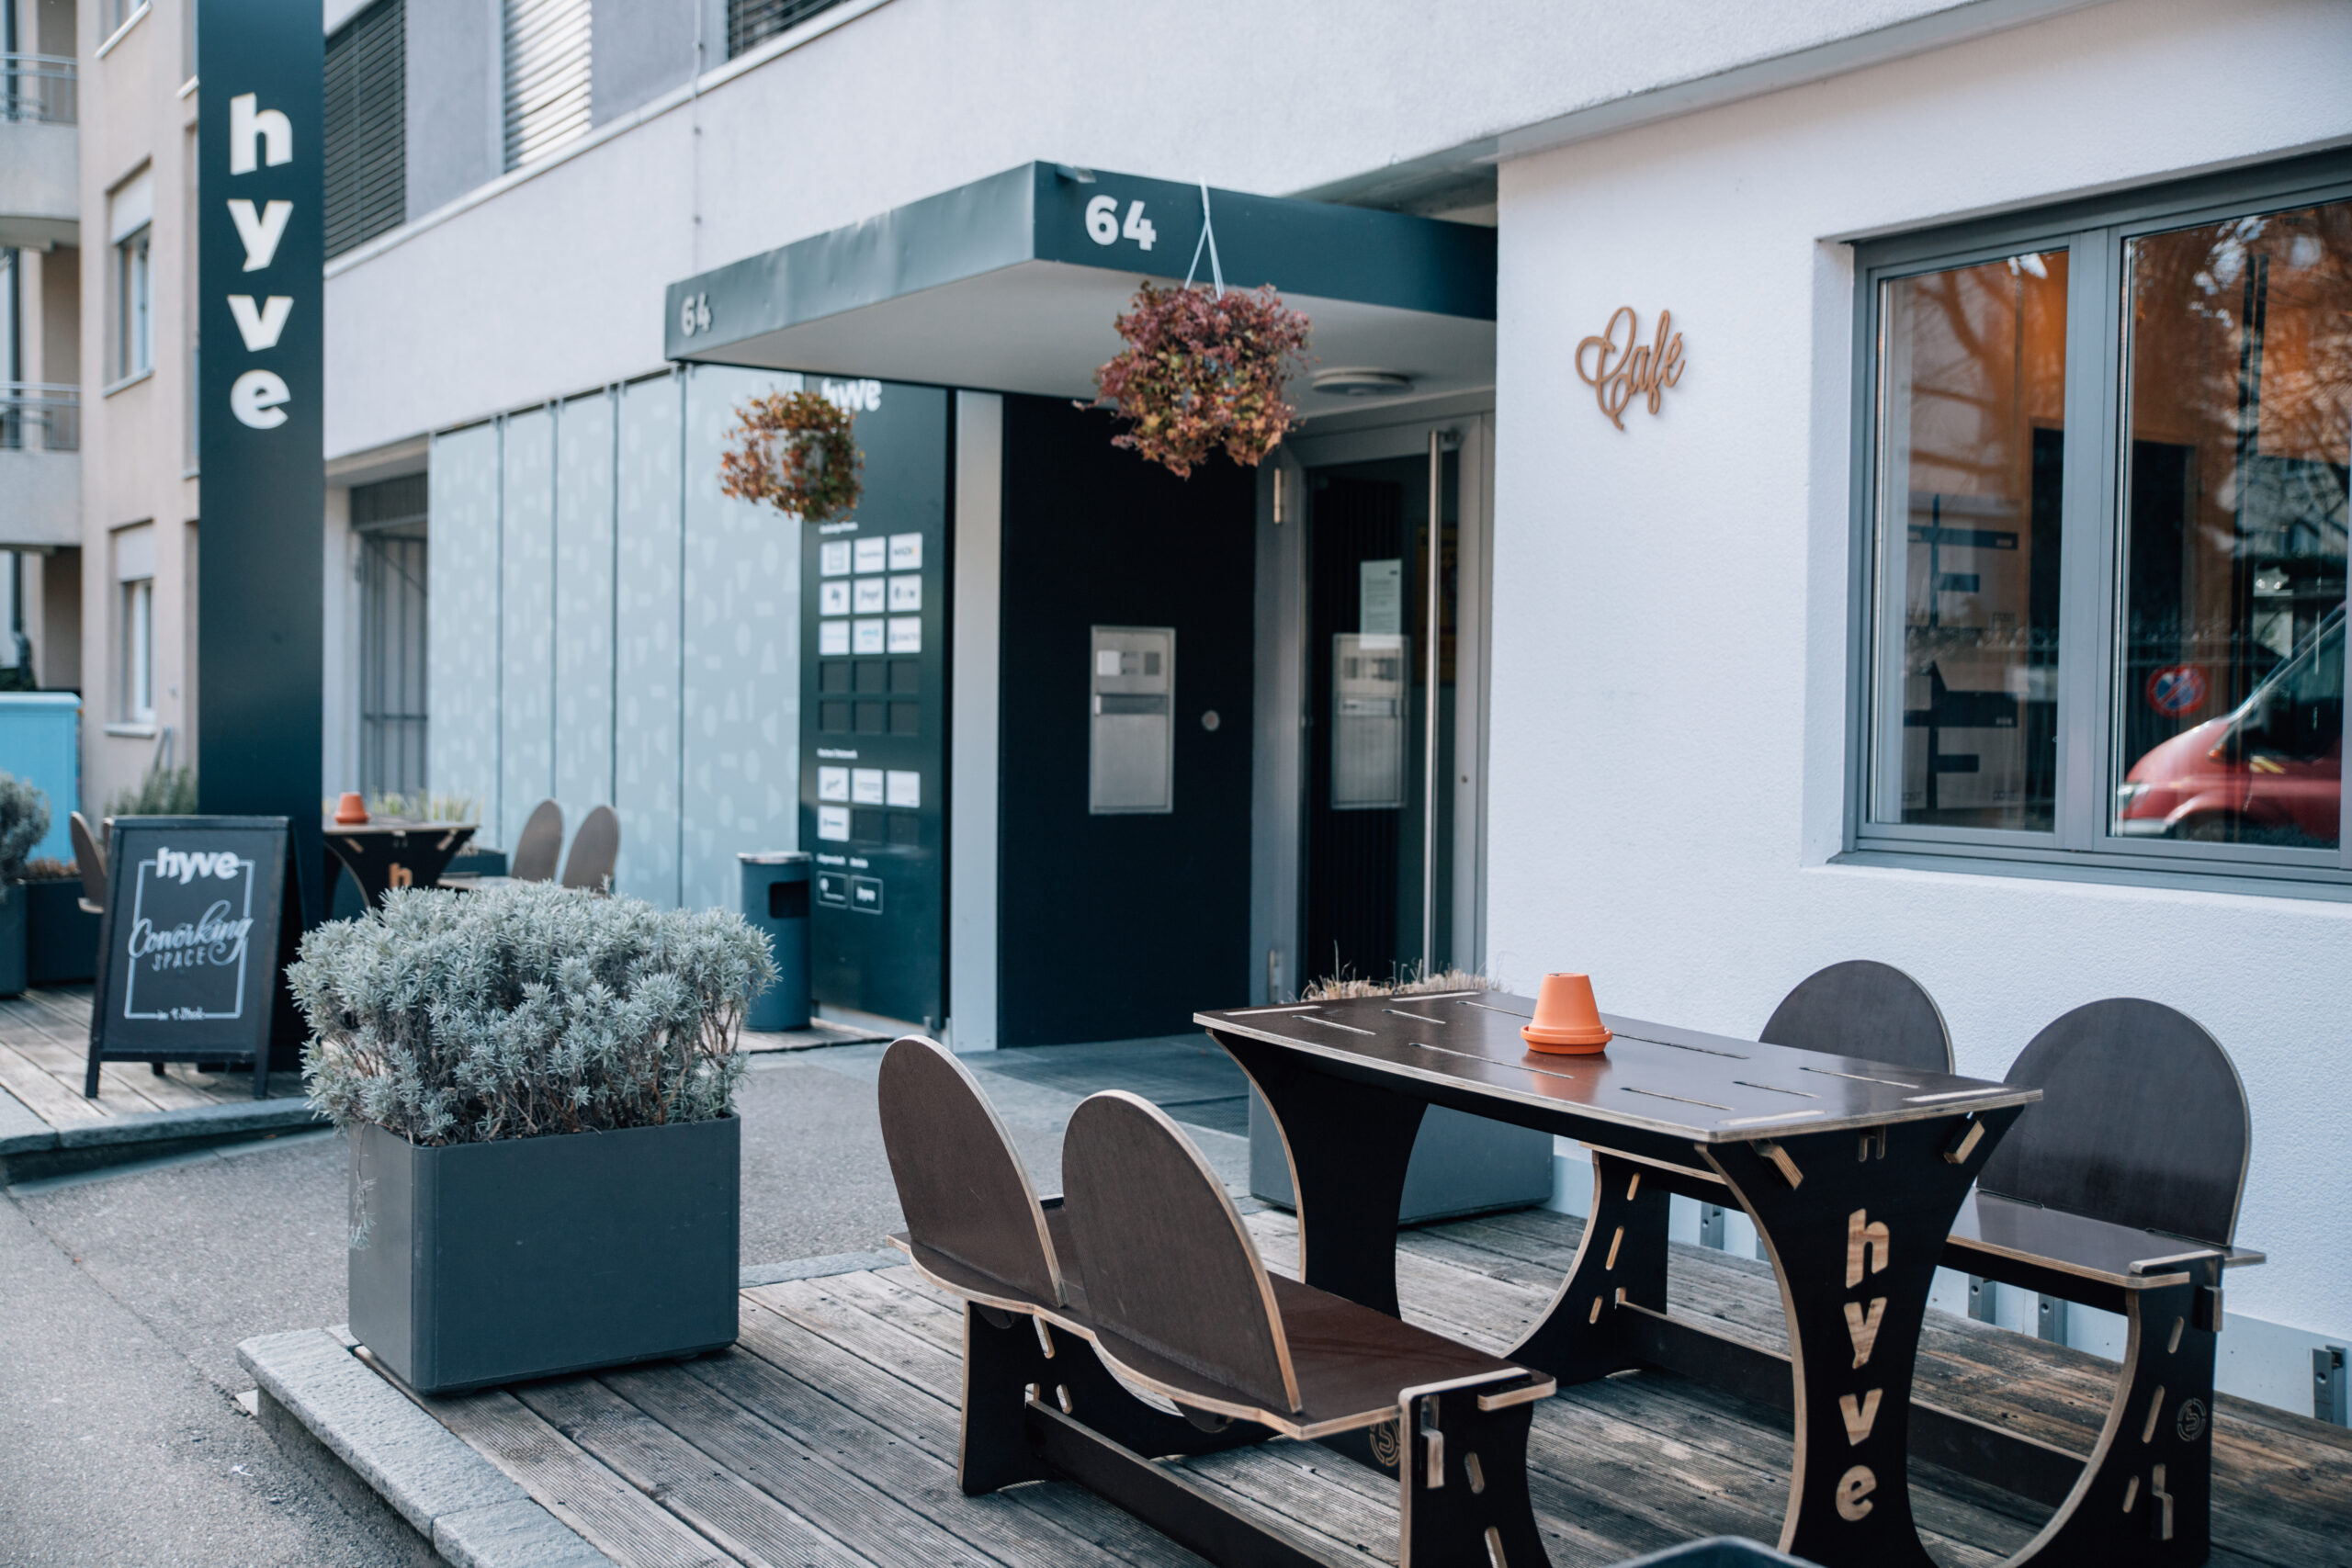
left=26, top=879, right=98, bottom=985
left=0, top=883, right=25, bottom=998
left=349, top=1115, right=741, bottom=1394
left=1249, top=1089, right=1554, bottom=1224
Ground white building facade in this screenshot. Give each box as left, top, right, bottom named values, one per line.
left=305, top=0, right=2351, bottom=1416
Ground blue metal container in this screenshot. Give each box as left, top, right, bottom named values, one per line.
left=0, top=693, right=79, bottom=863
left=740, top=852, right=811, bottom=1032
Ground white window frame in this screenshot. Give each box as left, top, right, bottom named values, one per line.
left=1845, top=149, right=2352, bottom=897
left=115, top=224, right=152, bottom=381
left=120, top=577, right=154, bottom=724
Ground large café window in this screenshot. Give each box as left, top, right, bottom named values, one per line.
left=1857, top=163, right=2351, bottom=890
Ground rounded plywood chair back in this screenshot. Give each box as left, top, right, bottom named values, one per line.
left=875, top=1035, right=1063, bottom=1307
left=1760, top=960, right=1953, bottom=1075
left=1979, top=998, right=2249, bottom=1246
left=1062, top=1091, right=1299, bottom=1415
left=560, top=805, right=619, bottom=891
left=509, top=800, right=564, bottom=883
left=69, top=812, right=107, bottom=912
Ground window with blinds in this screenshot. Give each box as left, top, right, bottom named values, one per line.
left=503, top=0, right=593, bottom=172
left=323, top=0, right=406, bottom=260
left=728, top=0, right=849, bottom=60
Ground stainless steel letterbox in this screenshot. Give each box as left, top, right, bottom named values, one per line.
left=1332, top=632, right=1408, bottom=810
left=1091, top=626, right=1175, bottom=814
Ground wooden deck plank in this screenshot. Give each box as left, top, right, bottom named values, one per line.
left=685, top=1339, right=1204, bottom=1568
left=731, top=1300, right=1206, bottom=1567
left=514, top=1376, right=874, bottom=1568
left=425, top=1385, right=732, bottom=1568
left=0, top=1041, right=105, bottom=1123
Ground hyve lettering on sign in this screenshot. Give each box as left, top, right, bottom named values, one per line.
left=225, top=91, right=296, bottom=429
left=1836, top=1207, right=1892, bottom=1522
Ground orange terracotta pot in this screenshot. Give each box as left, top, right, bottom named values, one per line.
left=1521, top=972, right=1611, bottom=1054
left=334, top=792, right=369, bottom=826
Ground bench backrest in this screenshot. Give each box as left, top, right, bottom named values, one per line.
left=560, top=805, right=620, bottom=892
left=1063, top=1091, right=1300, bottom=1415
left=1760, top=959, right=1953, bottom=1074
left=876, top=1035, right=1065, bottom=1307
left=509, top=799, right=564, bottom=883
left=69, top=812, right=106, bottom=911
left=1979, top=998, right=2248, bottom=1246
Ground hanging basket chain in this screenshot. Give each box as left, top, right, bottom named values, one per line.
left=1184, top=181, right=1226, bottom=299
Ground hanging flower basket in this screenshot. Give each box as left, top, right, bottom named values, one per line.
left=1089, top=281, right=1313, bottom=479
left=718, top=390, right=863, bottom=522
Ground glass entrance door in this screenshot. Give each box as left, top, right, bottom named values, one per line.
left=1302, top=442, right=1460, bottom=989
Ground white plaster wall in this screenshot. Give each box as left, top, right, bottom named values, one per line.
left=320, top=0, right=2104, bottom=459
left=1489, top=0, right=2352, bottom=1347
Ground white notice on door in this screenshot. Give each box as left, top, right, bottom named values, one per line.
left=820, top=541, right=852, bottom=577
left=1360, top=558, right=1403, bottom=638
left=851, top=768, right=884, bottom=805
left=816, top=805, right=850, bottom=841
left=853, top=619, right=885, bottom=655
left=853, top=536, right=888, bottom=573
left=888, top=574, right=922, bottom=611
left=886, top=770, right=921, bottom=808
left=819, top=581, right=850, bottom=616
left=819, top=620, right=850, bottom=656
left=888, top=533, right=922, bottom=570
left=888, top=617, right=922, bottom=653
left=853, top=578, right=887, bottom=615
left=817, top=766, right=850, bottom=802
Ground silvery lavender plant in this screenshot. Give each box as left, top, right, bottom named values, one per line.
left=290, top=882, right=776, bottom=1145
left=0, top=773, right=51, bottom=884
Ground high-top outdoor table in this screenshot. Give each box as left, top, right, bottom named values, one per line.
left=1198, top=990, right=2041, bottom=1568
left=323, top=819, right=479, bottom=908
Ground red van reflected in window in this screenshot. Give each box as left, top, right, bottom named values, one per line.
left=2114, top=606, right=2344, bottom=848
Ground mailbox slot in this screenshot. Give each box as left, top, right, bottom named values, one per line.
left=1091, top=626, right=1175, bottom=814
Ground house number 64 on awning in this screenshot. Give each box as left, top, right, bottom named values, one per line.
left=1085, top=195, right=1158, bottom=251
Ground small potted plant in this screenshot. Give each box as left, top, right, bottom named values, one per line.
left=1089, top=280, right=1313, bottom=478
left=719, top=389, right=863, bottom=521
left=0, top=773, right=52, bottom=998
left=290, top=882, right=776, bottom=1393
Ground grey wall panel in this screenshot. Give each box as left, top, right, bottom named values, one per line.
left=500, top=408, right=557, bottom=853
left=426, top=423, right=501, bottom=828
left=556, top=390, right=617, bottom=841
left=615, top=375, right=683, bottom=906
left=681, top=366, right=800, bottom=912
left=403, top=0, right=498, bottom=218
left=590, top=0, right=699, bottom=127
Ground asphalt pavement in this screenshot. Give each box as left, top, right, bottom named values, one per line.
left=0, top=1038, right=1251, bottom=1565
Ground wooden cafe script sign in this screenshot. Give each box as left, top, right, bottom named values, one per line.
left=84, top=817, right=300, bottom=1100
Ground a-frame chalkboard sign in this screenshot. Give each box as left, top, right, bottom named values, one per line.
left=84, top=817, right=299, bottom=1100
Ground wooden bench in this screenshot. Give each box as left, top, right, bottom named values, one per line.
left=1625, top=994, right=2259, bottom=1567
left=876, top=1035, right=1557, bottom=1568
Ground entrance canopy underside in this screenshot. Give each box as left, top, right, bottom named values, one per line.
left=664, top=163, right=1496, bottom=418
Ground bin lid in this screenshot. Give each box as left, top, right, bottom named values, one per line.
left=739, top=851, right=813, bottom=863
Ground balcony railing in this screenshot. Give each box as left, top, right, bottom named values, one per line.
left=1, top=53, right=75, bottom=125
left=0, top=385, right=80, bottom=453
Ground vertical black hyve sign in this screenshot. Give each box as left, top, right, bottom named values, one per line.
left=197, top=1, right=323, bottom=1067
left=85, top=818, right=298, bottom=1100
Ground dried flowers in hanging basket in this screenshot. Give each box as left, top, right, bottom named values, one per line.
left=718, top=390, right=863, bottom=522
left=1088, top=281, right=1312, bottom=479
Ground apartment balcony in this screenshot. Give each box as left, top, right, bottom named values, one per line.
left=0, top=55, right=77, bottom=252
left=0, top=387, right=81, bottom=549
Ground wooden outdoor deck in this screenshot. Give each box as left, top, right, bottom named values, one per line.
left=356, top=1205, right=2352, bottom=1568
left=0, top=985, right=308, bottom=1128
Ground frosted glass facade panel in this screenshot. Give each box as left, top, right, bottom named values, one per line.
left=427, top=423, right=501, bottom=829
left=615, top=374, right=683, bottom=906
left=500, top=407, right=556, bottom=855
left=556, top=390, right=616, bottom=840
left=681, top=367, right=801, bottom=912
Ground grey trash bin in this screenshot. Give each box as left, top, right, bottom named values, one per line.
left=740, top=852, right=811, bottom=1032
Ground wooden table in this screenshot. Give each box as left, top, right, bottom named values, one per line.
left=322, top=820, right=478, bottom=908
left=1199, top=990, right=2040, bottom=1568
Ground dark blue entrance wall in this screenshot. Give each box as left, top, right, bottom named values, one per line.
left=997, top=398, right=1257, bottom=1046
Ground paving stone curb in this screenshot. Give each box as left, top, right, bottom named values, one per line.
left=238, top=1328, right=608, bottom=1567
left=0, top=1090, right=325, bottom=1180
